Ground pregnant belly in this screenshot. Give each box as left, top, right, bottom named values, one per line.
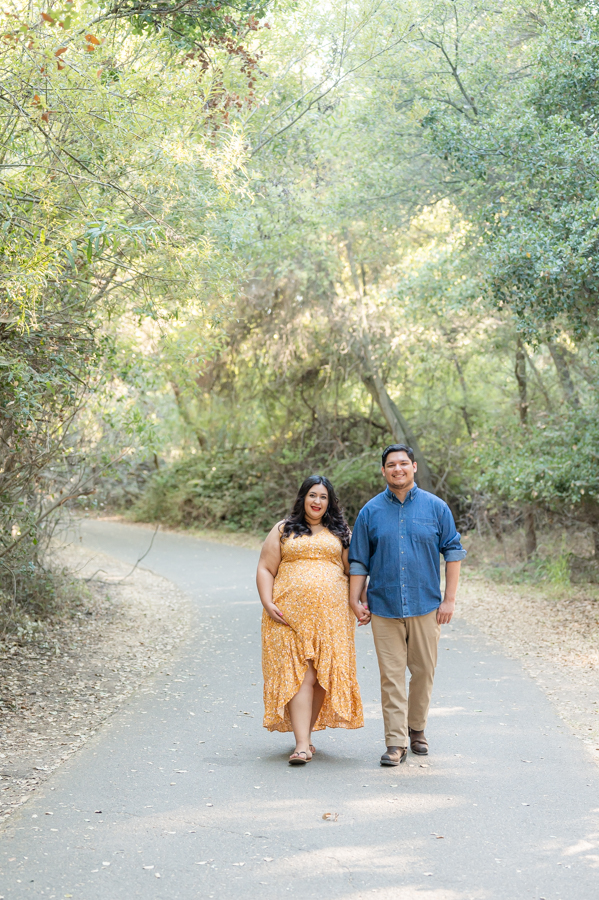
left=273, top=560, right=348, bottom=612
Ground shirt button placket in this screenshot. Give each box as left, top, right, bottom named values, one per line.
left=399, top=502, right=405, bottom=615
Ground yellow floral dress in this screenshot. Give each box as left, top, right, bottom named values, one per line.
left=262, top=528, right=364, bottom=733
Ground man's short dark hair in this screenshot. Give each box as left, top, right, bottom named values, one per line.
left=382, top=444, right=415, bottom=466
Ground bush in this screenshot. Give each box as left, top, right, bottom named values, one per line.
left=132, top=447, right=385, bottom=534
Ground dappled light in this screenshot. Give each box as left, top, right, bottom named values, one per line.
left=2, top=1, right=599, bottom=897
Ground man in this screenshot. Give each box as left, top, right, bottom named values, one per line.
left=348, top=444, right=466, bottom=766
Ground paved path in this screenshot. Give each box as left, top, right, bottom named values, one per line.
left=1, top=519, right=598, bottom=900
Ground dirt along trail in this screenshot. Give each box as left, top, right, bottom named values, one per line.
left=0, top=518, right=598, bottom=900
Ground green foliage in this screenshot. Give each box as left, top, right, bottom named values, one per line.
left=0, top=0, right=266, bottom=623
left=126, top=0, right=599, bottom=560
left=475, top=408, right=599, bottom=515
left=544, top=540, right=572, bottom=589
left=0, top=555, right=90, bottom=637
left=4, top=0, right=599, bottom=598
left=133, top=445, right=384, bottom=534
left=423, top=2, right=599, bottom=335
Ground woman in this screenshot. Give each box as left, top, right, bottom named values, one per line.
left=257, top=475, right=368, bottom=765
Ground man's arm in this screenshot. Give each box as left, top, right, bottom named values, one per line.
left=437, top=503, right=466, bottom=625
left=437, top=560, right=461, bottom=625
left=348, top=510, right=371, bottom=626
left=349, top=574, right=370, bottom=625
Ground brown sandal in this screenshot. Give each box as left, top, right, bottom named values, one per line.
left=309, top=744, right=316, bottom=755
left=289, top=751, right=310, bottom=766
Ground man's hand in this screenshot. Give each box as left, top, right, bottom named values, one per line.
left=349, top=573, right=370, bottom=625
left=436, top=597, right=455, bottom=625
left=438, top=561, right=461, bottom=624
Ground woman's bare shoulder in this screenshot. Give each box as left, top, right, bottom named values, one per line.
left=264, top=520, right=286, bottom=541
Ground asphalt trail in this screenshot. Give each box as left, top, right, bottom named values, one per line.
left=1, top=519, right=598, bottom=900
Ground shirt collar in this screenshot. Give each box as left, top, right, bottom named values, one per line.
left=385, top=484, right=419, bottom=504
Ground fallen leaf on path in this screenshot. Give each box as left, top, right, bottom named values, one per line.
left=322, top=812, right=339, bottom=821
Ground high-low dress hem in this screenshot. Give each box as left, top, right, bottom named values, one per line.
left=262, top=528, right=364, bottom=734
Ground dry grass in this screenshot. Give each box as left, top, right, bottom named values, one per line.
left=458, top=529, right=599, bottom=764
left=0, top=543, right=192, bottom=826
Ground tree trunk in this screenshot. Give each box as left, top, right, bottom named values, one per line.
left=344, top=235, right=435, bottom=494
left=524, top=508, right=537, bottom=559
left=547, top=342, right=581, bottom=408
left=515, top=338, right=528, bottom=424
left=452, top=354, right=473, bottom=436
left=170, top=381, right=206, bottom=449
left=515, top=338, right=537, bottom=557
left=522, top=347, right=553, bottom=411
left=360, top=373, right=435, bottom=493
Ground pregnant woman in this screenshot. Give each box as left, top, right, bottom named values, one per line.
left=257, top=475, right=368, bottom=765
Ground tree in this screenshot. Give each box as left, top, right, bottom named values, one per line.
left=0, top=0, right=265, bottom=617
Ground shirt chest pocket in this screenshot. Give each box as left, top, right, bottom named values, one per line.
left=411, top=517, right=438, bottom=543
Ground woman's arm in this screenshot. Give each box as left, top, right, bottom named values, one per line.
left=342, top=546, right=350, bottom=576
left=256, top=522, right=288, bottom=625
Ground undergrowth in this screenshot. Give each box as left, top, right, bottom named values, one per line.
left=0, top=559, right=90, bottom=639
left=131, top=447, right=385, bottom=534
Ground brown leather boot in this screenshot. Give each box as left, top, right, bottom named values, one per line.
left=409, top=727, right=429, bottom=755
left=380, top=746, right=407, bottom=766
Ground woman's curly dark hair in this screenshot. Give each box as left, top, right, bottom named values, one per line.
left=281, top=475, right=351, bottom=548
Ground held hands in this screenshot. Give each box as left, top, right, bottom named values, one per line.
left=350, top=599, right=371, bottom=627
left=264, top=602, right=289, bottom=626
left=436, top=597, right=455, bottom=625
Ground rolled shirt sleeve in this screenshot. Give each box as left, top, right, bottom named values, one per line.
left=439, top=504, right=467, bottom=562
left=349, top=561, right=369, bottom=576
left=348, top=510, right=371, bottom=575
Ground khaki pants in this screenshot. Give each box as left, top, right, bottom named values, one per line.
left=371, top=611, right=441, bottom=747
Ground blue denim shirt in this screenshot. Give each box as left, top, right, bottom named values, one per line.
left=348, top=485, right=467, bottom=619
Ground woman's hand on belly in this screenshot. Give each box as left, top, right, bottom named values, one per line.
left=263, top=600, right=289, bottom=626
